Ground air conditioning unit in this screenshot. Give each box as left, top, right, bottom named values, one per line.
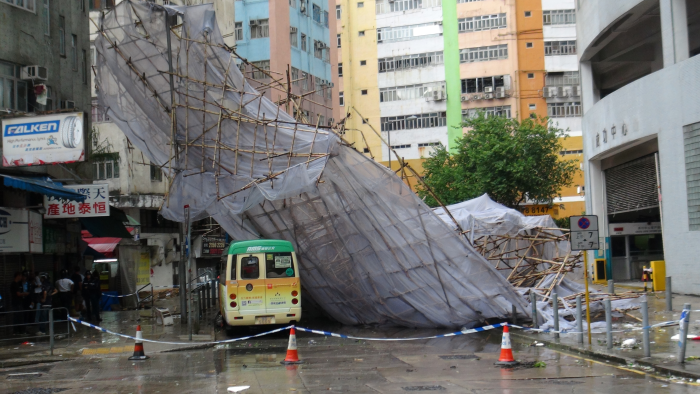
left=433, top=90, right=446, bottom=101
left=21, top=66, right=48, bottom=81
left=573, top=86, right=581, bottom=97
left=548, top=86, right=558, bottom=97
left=329, top=82, right=334, bottom=88
left=472, top=94, right=482, bottom=100
left=60, top=100, right=75, bottom=109
left=290, top=27, right=298, bottom=33
left=484, top=93, right=494, bottom=99
left=495, top=87, right=506, bottom=98
left=558, top=86, right=569, bottom=97
left=484, top=86, right=493, bottom=93
left=302, top=72, right=307, bottom=78
left=249, top=20, right=258, bottom=26
left=300, top=2, right=306, bottom=13
left=461, top=95, right=469, bottom=102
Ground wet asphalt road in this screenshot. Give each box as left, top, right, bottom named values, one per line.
left=2, top=324, right=699, bottom=394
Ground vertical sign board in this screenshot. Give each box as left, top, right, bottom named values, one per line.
left=201, top=236, right=226, bottom=256
left=570, top=215, right=600, bottom=251
left=0, top=208, right=43, bottom=253
left=44, top=184, right=110, bottom=218
left=137, top=252, right=150, bottom=286
left=2, top=112, right=85, bottom=167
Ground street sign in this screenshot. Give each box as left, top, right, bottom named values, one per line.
left=570, top=215, right=599, bottom=250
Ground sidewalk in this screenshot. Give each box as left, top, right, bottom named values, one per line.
left=510, top=283, right=700, bottom=380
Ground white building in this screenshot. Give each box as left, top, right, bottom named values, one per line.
left=579, top=0, right=700, bottom=293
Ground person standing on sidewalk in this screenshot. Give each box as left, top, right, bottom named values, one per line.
left=55, top=270, right=74, bottom=321
left=37, top=274, right=56, bottom=334
left=70, top=266, right=84, bottom=318
left=32, top=272, right=43, bottom=332
left=10, top=272, right=28, bottom=334
left=90, top=270, right=102, bottom=322
left=82, top=270, right=100, bottom=321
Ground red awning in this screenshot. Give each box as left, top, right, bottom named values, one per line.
left=83, top=236, right=121, bottom=258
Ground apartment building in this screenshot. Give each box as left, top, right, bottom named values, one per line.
left=336, top=0, right=584, bottom=218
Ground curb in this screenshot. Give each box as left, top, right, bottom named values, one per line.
left=510, top=331, right=700, bottom=380
left=0, top=358, right=71, bottom=368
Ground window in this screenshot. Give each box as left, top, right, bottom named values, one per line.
left=380, top=82, right=444, bottom=102
left=543, top=9, right=575, bottom=25
left=240, top=256, right=259, bottom=279
left=291, top=28, right=298, bottom=47
left=291, top=67, right=300, bottom=86
left=265, top=253, right=295, bottom=278
left=336, top=4, right=341, bottom=19
left=529, top=104, right=536, bottom=110
left=301, top=33, right=307, bottom=51
left=418, top=142, right=441, bottom=148
left=361, top=89, right=367, bottom=95
left=91, top=100, right=110, bottom=123
left=312, top=3, right=321, bottom=22
left=458, top=13, right=507, bottom=33
left=324, top=11, right=329, bottom=27
left=319, top=115, right=325, bottom=126
left=381, top=112, right=446, bottom=131
left=339, top=91, right=344, bottom=106
left=377, top=22, right=441, bottom=43
left=459, top=44, right=508, bottom=63
left=547, top=102, right=581, bottom=117
left=290, top=0, right=296, bottom=7
left=251, top=60, right=270, bottom=79
left=378, top=51, right=443, bottom=73
left=235, top=22, right=243, bottom=41
left=150, top=162, right=163, bottom=181
left=338, top=62, right=343, bottom=77
left=41, top=86, right=54, bottom=111
left=314, top=40, right=323, bottom=59
left=527, top=73, right=535, bottom=79
left=460, top=75, right=509, bottom=94
left=685, top=122, right=700, bottom=230
left=560, top=149, right=583, bottom=155
left=526, top=42, right=533, bottom=48
left=391, top=144, right=411, bottom=149
left=360, top=60, right=366, bottom=66
left=357, top=1, right=363, bottom=7
left=337, top=34, right=341, bottom=47
left=82, top=50, right=89, bottom=84
left=544, top=40, right=577, bottom=56
left=93, top=160, right=119, bottom=180
left=375, top=0, right=442, bottom=14
left=4, top=0, right=35, bottom=11
left=0, top=62, right=28, bottom=112
left=71, top=35, right=78, bottom=70
left=59, top=16, right=66, bottom=56
left=545, top=71, right=579, bottom=86
left=462, top=106, right=511, bottom=119
left=250, top=19, right=269, bottom=39
left=42, top=0, right=49, bottom=35
left=358, top=30, right=365, bottom=37
left=524, top=11, right=531, bottom=17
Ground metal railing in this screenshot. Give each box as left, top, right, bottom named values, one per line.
left=0, top=307, right=70, bottom=355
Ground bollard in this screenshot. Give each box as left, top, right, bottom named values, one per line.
left=678, top=303, right=691, bottom=363
left=198, top=287, right=204, bottom=316
left=512, top=304, right=517, bottom=325
left=49, top=309, right=54, bottom=356
left=576, top=296, right=583, bottom=344
left=666, top=276, right=673, bottom=311
left=530, top=292, right=539, bottom=329
left=552, top=292, right=559, bottom=339
left=605, top=298, right=613, bottom=350
left=151, top=284, right=155, bottom=317
left=642, top=301, right=650, bottom=358
left=206, top=282, right=211, bottom=309
left=608, top=279, right=615, bottom=296
left=194, top=293, right=201, bottom=325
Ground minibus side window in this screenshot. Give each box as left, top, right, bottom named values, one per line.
left=229, top=254, right=236, bottom=280
left=265, top=252, right=295, bottom=278
left=240, top=255, right=259, bottom=279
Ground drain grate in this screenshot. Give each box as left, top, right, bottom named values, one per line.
left=438, top=355, right=478, bottom=360
left=402, top=385, right=446, bottom=391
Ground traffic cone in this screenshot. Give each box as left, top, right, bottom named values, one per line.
left=494, top=325, right=518, bottom=366
left=128, top=325, right=150, bottom=360
left=280, top=327, right=303, bottom=365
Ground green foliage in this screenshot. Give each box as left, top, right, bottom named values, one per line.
left=417, top=114, right=578, bottom=209
left=554, top=217, right=570, bottom=229
left=533, top=361, right=547, bottom=368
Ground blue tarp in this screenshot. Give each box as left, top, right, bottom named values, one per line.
left=1, top=175, right=86, bottom=202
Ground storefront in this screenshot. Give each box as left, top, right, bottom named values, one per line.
left=609, top=223, right=664, bottom=281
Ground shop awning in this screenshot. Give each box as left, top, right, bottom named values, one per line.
left=1, top=174, right=86, bottom=202
left=80, top=207, right=132, bottom=238
left=83, top=237, right=121, bottom=258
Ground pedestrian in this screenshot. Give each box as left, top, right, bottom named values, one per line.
left=70, top=266, right=84, bottom=318
left=21, top=271, right=34, bottom=328
left=32, top=272, right=43, bottom=332
left=10, top=272, right=29, bottom=334
left=54, top=270, right=74, bottom=321
left=90, top=269, right=102, bottom=322
left=37, top=274, right=56, bottom=334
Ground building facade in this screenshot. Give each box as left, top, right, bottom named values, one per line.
left=335, top=0, right=584, bottom=217
left=579, top=0, right=700, bottom=292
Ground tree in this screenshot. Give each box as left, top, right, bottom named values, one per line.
left=417, top=113, right=578, bottom=208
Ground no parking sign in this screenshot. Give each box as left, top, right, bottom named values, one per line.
left=570, top=215, right=599, bottom=250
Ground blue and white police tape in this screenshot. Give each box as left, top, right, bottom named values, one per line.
left=294, top=323, right=506, bottom=341
left=69, top=316, right=292, bottom=345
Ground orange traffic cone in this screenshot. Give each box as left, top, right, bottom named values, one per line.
left=494, top=325, right=518, bottom=366
left=128, top=325, right=150, bottom=360
left=280, top=327, right=304, bottom=365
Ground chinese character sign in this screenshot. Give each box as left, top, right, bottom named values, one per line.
left=44, top=183, right=110, bottom=218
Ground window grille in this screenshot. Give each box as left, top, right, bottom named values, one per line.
left=547, top=102, right=581, bottom=117
left=462, top=106, right=512, bottom=119
left=458, top=13, right=506, bottom=32
left=459, top=44, right=508, bottom=63
left=543, top=9, right=575, bottom=25
left=378, top=51, right=443, bottom=72
left=380, top=112, right=447, bottom=131
left=544, top=40, right=576, bottom=56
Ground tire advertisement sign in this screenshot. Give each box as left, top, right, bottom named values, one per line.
left=1, top=112, right=85, bottom=167
left=0, top=208, right=43, bottom=253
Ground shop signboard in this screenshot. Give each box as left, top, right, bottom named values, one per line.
left=608, top=222, right=662, bottom=236
left=0, top=208, right=43, bottom=253
left=201, top=236, right=226, bottom=256
left=137, top=252, right=150, bottom=286
left=43, top=183, right=109, bottom=218
left=2, top=112, right=85, bottom=167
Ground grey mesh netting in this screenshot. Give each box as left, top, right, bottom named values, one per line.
left=94, top=1, right=529, bottom=328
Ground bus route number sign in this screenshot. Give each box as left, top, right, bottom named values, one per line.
left=570, top=215, right=599, bottom=251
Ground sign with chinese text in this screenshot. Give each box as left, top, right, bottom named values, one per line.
left=43, top=183, right=109, bottom=218
left=0, top=208, right=43, bottom=253
left=570, top=215, right=599, bottom=251
left=2, top=112, right=85, bottom=167
left=137, top=252, right=150, bottom=286
left=201, top=236, right=226, bottom=256
left=608, top=222, right=662, bottom=236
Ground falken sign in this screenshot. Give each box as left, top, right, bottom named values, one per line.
left=2, top=113, right=85, bottom=167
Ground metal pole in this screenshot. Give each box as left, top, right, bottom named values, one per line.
left=186, top=206, right=192, bottom=341
left=552, top=292, right=559, bottom=339
left=666, top=276, right=673, bottom=311
left=642, top=300, right=650, bottom=358
left=511, top=304, right=517, bottom=325
left=49, top=309, right=54, bottom=356
left=583, top=251, right=592, bottom=345
left=388, top=130, right=391, bottom=170
left=530, top=292, right=538, bottom=329
left=576, top=295, right=583, bottom=344
left=607, top=279, right=615, bottom=295
left=678, top=303, right=691, bottom=363
left=179, top=225, right=187, bottom=325
left=605, top=298, right=613, bottom=350
left=151, top=284, right=154, bottom=317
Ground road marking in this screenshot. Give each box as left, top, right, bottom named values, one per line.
left=82, top=346, right=132, bottom=355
